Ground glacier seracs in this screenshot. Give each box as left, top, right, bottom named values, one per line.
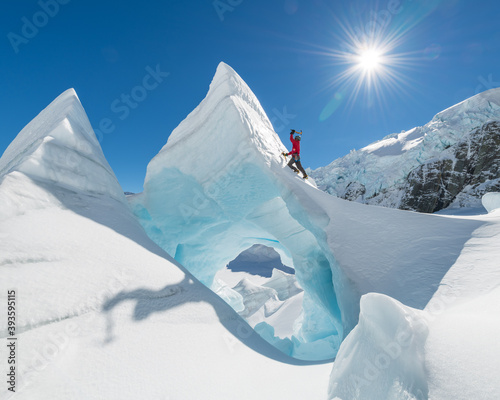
left=328, top=294, right=428, bottom=400
left=129, top=62, right=487, bottom=363
left=1, top=67, right=500, bottom=399
left=0, top=89, right=125, bottom=206
left=482, top=191, right=500, bottom=212
left=129, top=62, right=351, bottom=360
left=311, top=88, right=500, bottom=211
left=0, top=87, right=333, bottom=400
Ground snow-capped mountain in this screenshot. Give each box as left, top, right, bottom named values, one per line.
left=311, top=88, right=500, bottom=212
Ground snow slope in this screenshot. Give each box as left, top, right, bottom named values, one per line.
left=424, top=206, right=500, bottom=400
left=0, top=90, right=332, bottom=400
left=328, top=205, right=500, bottom=400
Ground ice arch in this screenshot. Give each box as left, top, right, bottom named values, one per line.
left=130, top=162, right=347, bottom=360
left=129, top=63, right=356, bottom=360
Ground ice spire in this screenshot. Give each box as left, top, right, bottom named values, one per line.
left=0, top=89, right=125, bottom=202
left=146, top=62, right=287, bottom=183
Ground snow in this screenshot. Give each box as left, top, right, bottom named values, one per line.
left=1, top=62, right=500, bottom=399
left=0, top=89, right=125, bottom=204
left=326, top=205, right=500, bottom=399
left=424, top=208, right=500, bottom=400
left=213, top=252, right=304, bottom=343
left=264, top=269, right=303, bottom=301
left=130, top=61, right=500, bottom=368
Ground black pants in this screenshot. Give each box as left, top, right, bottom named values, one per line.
left=288, top=156, right=307, bottom=177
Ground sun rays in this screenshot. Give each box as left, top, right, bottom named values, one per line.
left=317, top=6, right=426, bottom=120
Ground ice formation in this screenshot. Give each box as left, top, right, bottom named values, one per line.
left=0, top=87, right=332, bottom=400
left=129, top=62, right=351, bottom=360
left=129, top=62, right=486, bottom=362
left=482, top=192, right=500, bottom=212
left=328, top=294, right=428, bottom=400
left=1, top=66, right=500, bottom=398
left=0, top=89, right=125, bottom=207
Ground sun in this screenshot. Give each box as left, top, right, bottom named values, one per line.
left=314, top=9, right=424, bottom=120
left=357, top=48, right=383, bottom=72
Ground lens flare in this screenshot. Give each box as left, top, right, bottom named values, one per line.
left=312, top=5, right=431, bottom=117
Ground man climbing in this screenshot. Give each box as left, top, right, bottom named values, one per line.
left=282, top=129, right=308, bottom=179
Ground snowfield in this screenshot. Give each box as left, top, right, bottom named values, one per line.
left=1, top=63, right=499, bottom=399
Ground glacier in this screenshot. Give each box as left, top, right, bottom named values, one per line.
left=1, top=63, right=500, bottom=399
left=329, top=294, right=429, bottom=400
left=0, top=89, right=125, bottom=206
left=129, top=62, right=488, bottom=364
left=0, top=86, right=333, bottom=400
left=482, top=191, right=500, bottom=212
left=128, top=62, right=352, bottom=360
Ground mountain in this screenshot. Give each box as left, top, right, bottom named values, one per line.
left=311, top=88, right=500, bottom=213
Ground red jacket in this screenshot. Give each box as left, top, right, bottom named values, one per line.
left=287, top=132, right=300, bottom=156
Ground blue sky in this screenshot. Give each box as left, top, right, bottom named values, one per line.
left=1, top=0, right=499, bottom=192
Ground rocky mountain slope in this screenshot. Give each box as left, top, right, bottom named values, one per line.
left=311, top=89, right=500, bottom=213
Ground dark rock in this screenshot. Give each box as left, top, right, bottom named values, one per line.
left=399, top=121, right=500, bottom=212
left=341, top=181, right=366, bottom=202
